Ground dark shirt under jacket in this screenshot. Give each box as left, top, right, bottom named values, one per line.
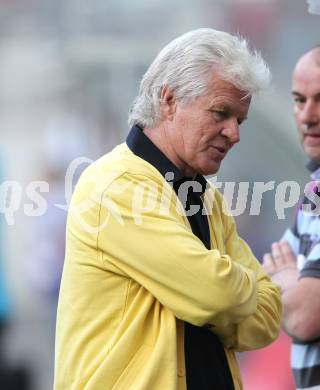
left=127, top=125, right=234, bottom=390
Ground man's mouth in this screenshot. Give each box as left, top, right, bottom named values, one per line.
left=213, top=145, right=228, bottom=156
left=303, top=133, right=320, bottom=146
left=304, top=133, right=320, bottom=139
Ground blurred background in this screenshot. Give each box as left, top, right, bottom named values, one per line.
left=0, top=0, right=319, bottom=389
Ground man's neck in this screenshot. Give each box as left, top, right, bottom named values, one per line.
left=143, top=125, right=196, bottom=178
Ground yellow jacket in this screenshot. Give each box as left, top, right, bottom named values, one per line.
left=54, top=143, right=281, bottom=390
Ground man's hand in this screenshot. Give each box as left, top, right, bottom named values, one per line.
left=262, top=241, right=299, bottom=293
left=263, top=241, right=320, bottom=341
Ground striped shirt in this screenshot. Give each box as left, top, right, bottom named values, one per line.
left=282, top=160, right=320, bottom=389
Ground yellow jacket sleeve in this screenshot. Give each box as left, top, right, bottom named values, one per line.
left=212, top=197, right=282, bottom=351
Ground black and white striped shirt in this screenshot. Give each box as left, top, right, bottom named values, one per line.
left=282, top=160, right=320, bottom=390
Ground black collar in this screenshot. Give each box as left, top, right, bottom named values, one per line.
left=126, top=125, right=207, bottom=195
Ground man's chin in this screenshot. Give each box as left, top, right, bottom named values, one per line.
left=304, top=145, right=320, bottom=162
left=200, top=162, right=221, bottom=176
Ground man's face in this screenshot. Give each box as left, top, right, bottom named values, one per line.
left=292, top=53, right=320, bottom=161
left=165, top=75, right=251, bottom=177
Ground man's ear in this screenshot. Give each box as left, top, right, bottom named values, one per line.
left=160, top=85, right=176, bottom=120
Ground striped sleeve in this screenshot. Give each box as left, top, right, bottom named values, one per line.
left=300, top=259, right=320, bottom=279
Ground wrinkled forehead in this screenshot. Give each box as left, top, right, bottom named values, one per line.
left=203, top=79, right=251, bottom=120
left=209, top=65, right=252, bottom=100
left=239, top=90, right=252, bottom=103
left=227, top=84, right=251, bottom=101
left=206, top=72, right=250, bottom=102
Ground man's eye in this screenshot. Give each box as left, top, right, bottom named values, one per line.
left=293, top=97, right=305, bottom=105
left=212, top=110, right=229, bottom=120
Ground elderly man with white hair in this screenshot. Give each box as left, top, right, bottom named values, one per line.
left=54, top=28, right=281, bottom=390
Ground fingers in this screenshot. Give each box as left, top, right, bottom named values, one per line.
left=271, top=242, right=284, bottom=266
left=262, top=253, right=275, bottom=274
left=271, top=241, right=296, bottom=267
left=279, top=240, right=296, bottom=266
left=263, top=240, right=297, bottom=277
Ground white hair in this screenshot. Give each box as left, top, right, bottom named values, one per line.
left=128, top=28, right=271, bottom=128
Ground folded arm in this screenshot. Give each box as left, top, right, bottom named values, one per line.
left=93, top=173, right=259, bottom=328
left=212, top=202, right=282, bottom=352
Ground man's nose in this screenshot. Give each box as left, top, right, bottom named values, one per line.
left=300, top=101, right=319, bottom=126
left=221, top=119, right=240, bottom=144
